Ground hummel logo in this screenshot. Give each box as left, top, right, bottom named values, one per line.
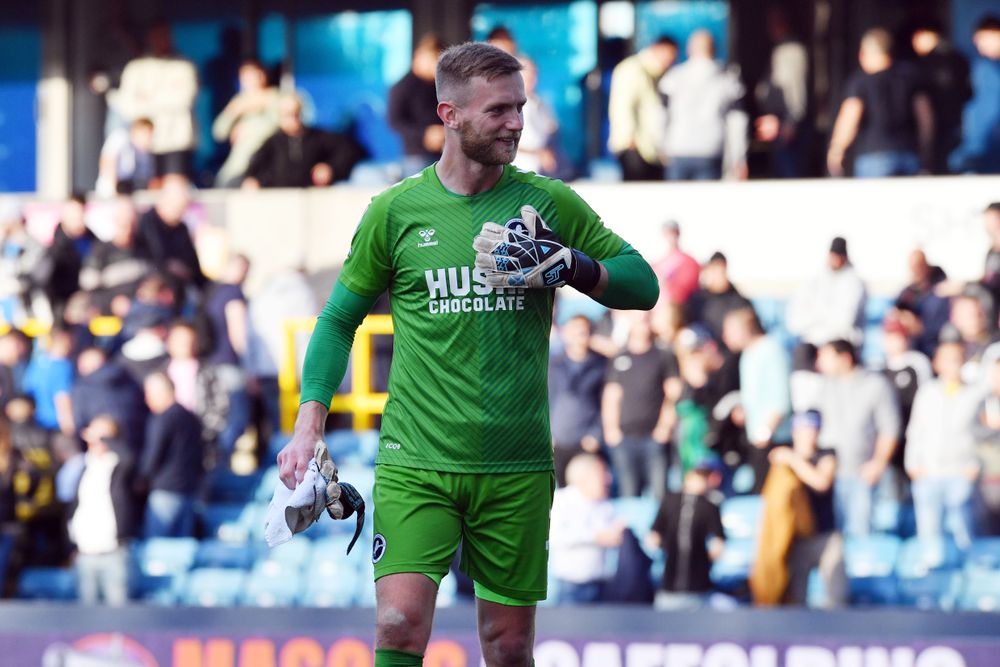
left=417, top=229, right=438, bottom=248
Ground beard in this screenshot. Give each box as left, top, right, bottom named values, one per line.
left=457, top=120, right=521, bottom=166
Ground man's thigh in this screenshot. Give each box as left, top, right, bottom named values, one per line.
left=372, top=464, right=463, bottom=581
left=461, top=470, right=554, bottom=603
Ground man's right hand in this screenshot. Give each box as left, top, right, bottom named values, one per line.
left=277, top=401, right=328, bottom=489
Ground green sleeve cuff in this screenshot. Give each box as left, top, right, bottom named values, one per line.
left=299, top=280, right=379, bottom=408
left=593, top=244, right=659, bottom=310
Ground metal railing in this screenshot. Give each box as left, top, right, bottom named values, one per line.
left=279, top=314, right=393, bottom=432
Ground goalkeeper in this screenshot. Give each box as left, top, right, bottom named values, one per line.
left=278, top=41, right=657, bottom=667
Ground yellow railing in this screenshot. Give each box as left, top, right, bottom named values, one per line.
left=279, top=314, right=393, bottom=432
left=0, top=316, right=123, bottom=338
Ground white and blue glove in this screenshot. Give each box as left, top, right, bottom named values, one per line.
left=473, top=205, right=601, bottom=291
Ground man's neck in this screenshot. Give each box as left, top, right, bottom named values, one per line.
left=565, top=345, right=589, bottom=362
left=435, top=146, right=504, bottom=196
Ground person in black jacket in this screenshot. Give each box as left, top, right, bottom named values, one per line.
left=388, top=33, right=444, bottom=176
left=135, top=176, right=205, bottom=308
left=67, top=415, right=136, bottom=606
left=139, top=372, right=204, bottom=538
left=79, top=196, right=152, bottom=315
left=72, top=347, right=147, bottom=454
left=38, top=193, right=98, bottom=323
left=685, top=252, right=753, bottom=347
left=242, top=94, right=366, bottom=188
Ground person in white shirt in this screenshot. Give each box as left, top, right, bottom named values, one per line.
left=659, top=30, right=748, bottom=180
left=68, top=415, right=136, bottom=605
left=514, top=57, right=559, bottom=176
left=548, top=454, right=625, bottom=604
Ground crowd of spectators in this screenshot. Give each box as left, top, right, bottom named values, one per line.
left=87, top=13, right=1000, bottom=190
left=0, top=179, right=318, bottom=604
left=545, top=204, right=1000, bottom=607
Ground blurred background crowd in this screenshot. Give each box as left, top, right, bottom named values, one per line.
left=1, top=0, right=1000, bottom=613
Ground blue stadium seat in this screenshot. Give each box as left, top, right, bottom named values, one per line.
left=957, top=570, right=1000, bottom=612
left=139, top=537, right=198, bottom=577
left=965, top=537, right=1000, bottom=573
left=336, top=463, right=375, bottom=504
left=0, top=533, right=14, bottom=586
left=897, top=569, right=962, bottom=610
left=710, top=537, right=754, bottom=592
left=325, top=430, right=362, bottom=463
left=255, top=465, right=282, bottom=503
left=240, top=502, right=270, bottom=543
left=844, top=535, right=901, bottom=577
left=750, top=298, right=786, bottom=332
left=241, top=566, right=303, bottom=607
left=180, top=568, right=246, bottom=606
left=871, top=498, right=902, bottom=535
left=194, top=539, right=256, bottom=570
left=17, top=567, right=78, bottom=600
left=436, top=573, right=458, bottom=608
left=730, top=465, right=756, bottom=495
left=200, top=503, right=250, bottom=543
left=205, top=468, right=263, bottom=504
left=613, top=496, right=659, bottom=538
left=259, top=538, right=312, bottom=573
left=720, top=496, right=763, bottom=541
left=310, top=536, right=365, bottom=574
left=844, top=534, right=901, bottom=605
left=896, top=536, right=963, bottom=579
left=298, top=570, right=359, bottom=608
left=135, top=573, right=182, bottom=605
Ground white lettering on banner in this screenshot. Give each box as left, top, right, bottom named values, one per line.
left=915, top=647, right=966, bottom=667
left=750, top=646, right=779, bottom=667
left=535, top=640, right=580, bottom=667
left=664, top=644, right=703, bottom=667
left=625, top=644, right=664, bottom=667
left=705, top=643, right=751, bottom=667
left=783, top=648, right=836, bottom=667
left=522, top=643, right=968, bottom=667
left=582, top=643, right=622, bottom=667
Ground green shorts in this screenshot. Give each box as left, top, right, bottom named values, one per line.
left=372, top=463, right=555, bottom=603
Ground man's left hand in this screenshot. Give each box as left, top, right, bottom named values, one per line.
left=473, top=205, right=600, bottom=291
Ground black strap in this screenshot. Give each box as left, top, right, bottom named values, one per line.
left=329, top=482, right=366, bottom=555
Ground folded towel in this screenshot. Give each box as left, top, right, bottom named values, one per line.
left=264, top=458, right=328, bottom=547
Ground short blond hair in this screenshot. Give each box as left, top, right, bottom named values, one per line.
left=436, top=41, right=522, bottom=103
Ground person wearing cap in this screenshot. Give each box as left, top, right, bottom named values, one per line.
left=878, top=313, right=932, bottom=485
left=686, top=251, right=752, bottom=347
left=652, top=220, right=701, bottom=311
left=786, top=236, right=866, bottom=409
left=646, top=453, right=727, bottom=610
left=816, top=339, right=900, bottom=536
left=769, top=410, right=848, bottom=607
left=603, top=312, right=679, bottom=498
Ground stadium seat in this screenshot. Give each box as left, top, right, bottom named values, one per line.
left=17, top=567, right=78, bottom=600
left=200, top=503, right=250, bottom=543
left=844, top=535, right=901, bottom=577
left=710, top=537, right=754, bottom=592
left=720, top=496, right=763, bottom=541
left=205, top=467, right=263, bottom=504
left=436, top=572, right=458, bottom=608
left=258, top=538, right=313, bottom=573
left=298, top=570, right=359, bottom=608
left=844, top=534, right=901, bottom=605
left=336, top=463, right=376, bottom=504
left=871, top=498, right=901, bottom=535
left=241, top=566, right=303, bottom=607
left=613, top=496, right=659, bottom=538
left=139, top=537, right=198, bottom=577
left=325, top=430, right=362, bottom=463
left=180, top=568, right=246, bottom=607
left=965, top=537, right=1000, bottom=574
left=896, top=536, right=963, bottom=579
left=896, top=569, right=962, bottom=610
left=311, top=536, right=365, bottom=575
left=194, top=539, right=256, bottom=570
left=255, top=465, right=282, bottom=503
left=0, top=533, right=13, bottom=586
left=730, top=465, right=756, bottom=495
left=957, top=569, right=1000, bottom=611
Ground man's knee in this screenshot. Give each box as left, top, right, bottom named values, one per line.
left=481, top=633, right=533, bottom=667
left=376, top=604, right=429, bottom=652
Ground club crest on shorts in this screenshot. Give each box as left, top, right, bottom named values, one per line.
left=372, top=533, right=387, bottom=563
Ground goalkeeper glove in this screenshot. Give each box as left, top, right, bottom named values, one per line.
left=473, top=205, right=601, bottom=291
left=314, top=440, right=366, bottom=555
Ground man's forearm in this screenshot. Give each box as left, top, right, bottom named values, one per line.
left=299, top=280, right=378, bottom=408
left=871, top=434, right=897, bottom=467
left=589, top=245, right=659, bottom=310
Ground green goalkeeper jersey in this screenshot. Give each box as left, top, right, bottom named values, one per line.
left=335, top=164, right=625, bottom=473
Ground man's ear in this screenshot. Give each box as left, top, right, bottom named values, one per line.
left=438, top=100, right=460, bottom=129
